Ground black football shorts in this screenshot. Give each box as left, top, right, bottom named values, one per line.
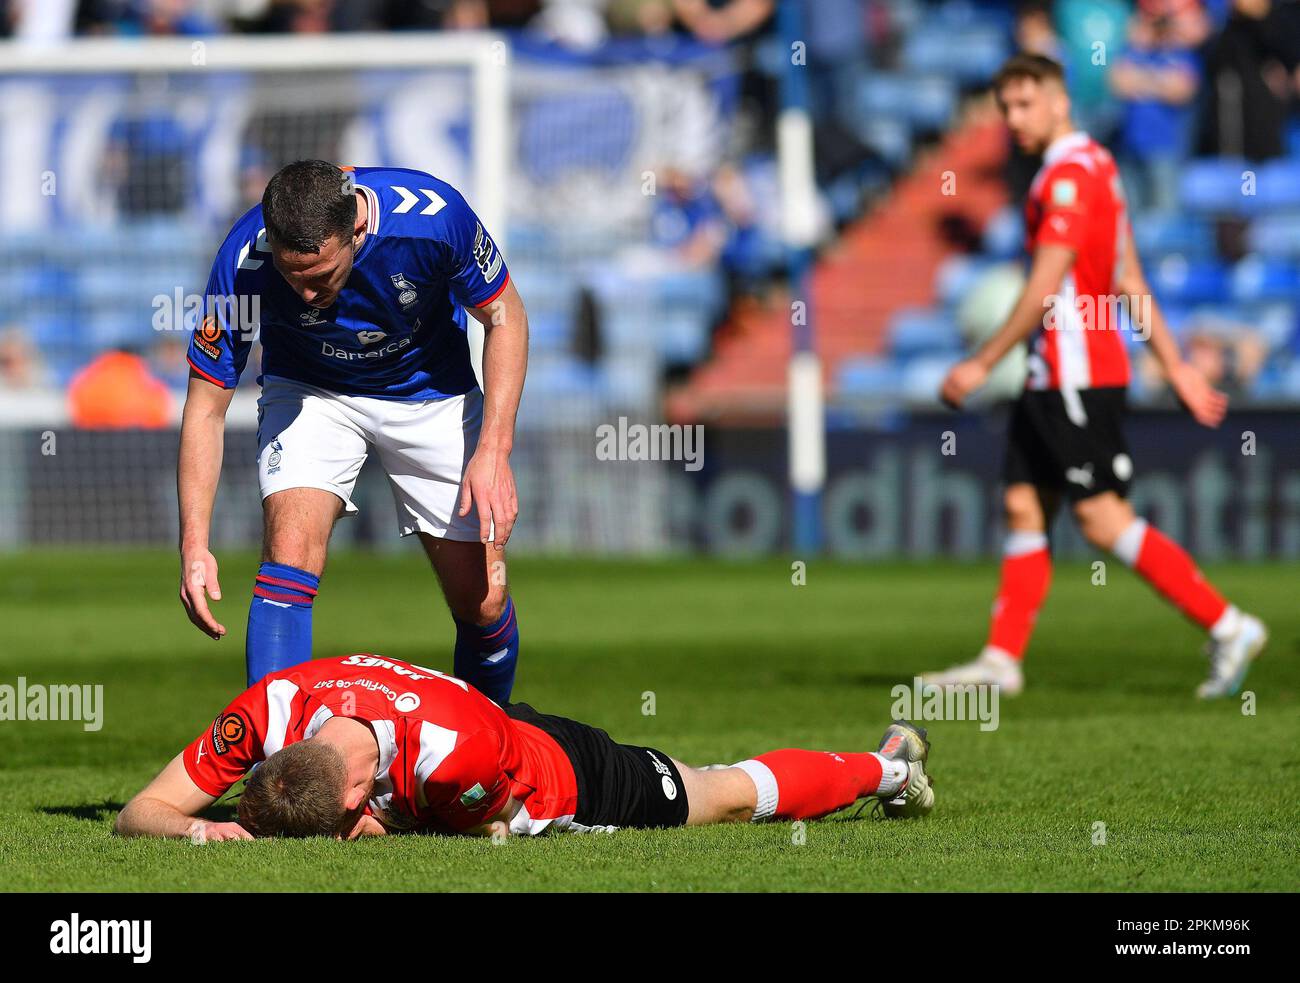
left=1003, top=386, right=1133, bottom=502
left=505, top=703, right=690, bottom=830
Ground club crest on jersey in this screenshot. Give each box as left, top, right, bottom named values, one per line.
left=390, top=272, right=418, bottom=308
left=1050, top=178, right=1078, bottom=206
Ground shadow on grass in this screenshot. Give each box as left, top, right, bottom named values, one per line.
left=39, top=800, right=238, bottom=824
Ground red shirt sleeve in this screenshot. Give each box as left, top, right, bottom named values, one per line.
left=420, top=728, right=513, bottom=832
left=182, top=680, right=270, bottom=798
left=1033, top=162, right=1091, bottom=252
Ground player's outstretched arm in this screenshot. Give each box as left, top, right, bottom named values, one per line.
left=463, top=280, right=529, bottom=549
left=1116, top=228, right=1228, bottom=428
left=462, top=796, right=520, bottom=839
left=115, top=752, right=249, bottom=841
left=177, top=372, right=235, bottom=639
left=940, top=243, right=1075, bottom=408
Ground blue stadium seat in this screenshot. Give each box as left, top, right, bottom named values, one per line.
left=1247, top=212, right=1300, bottom=258
left=854, top=116, right=912, bottom=169
left=900, top=355, right=951, bottom=404
left=901, top=27, right=1008, bottom=84
left=887, top=307, right=963, bottom=357
left=1179, top=158, right=1254, bottom=214
left=982, top=206, right=1024, bottom=259
left=1256, top=160, right=1300, bottom=210
left=524, top=311, right=571, bottom=354
left=1230, top=256, right=1300, bottom=303
left=836, top=355, right=902, bottom=398
left=599, top=353, right=658, bottom=411
left=857, top=73, right=956, bottom=132
left=1151, top=254, right=1229, bottom=305
left=934, top=254, right=994, bottom=307
left=1132, top=211, right=1216, bottom=259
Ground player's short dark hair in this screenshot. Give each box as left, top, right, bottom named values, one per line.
left=993, top=52, right=1066, bottom=91
left=237, top=740, right=349, bottom=838
left=261, top=160, right=357, bottom=254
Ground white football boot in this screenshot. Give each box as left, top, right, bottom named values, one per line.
left=1197, top=610, right=1268, bottom=699
left=920, top=646, right=1024, bottom=696
left=874, top=720, right=934, bottom=819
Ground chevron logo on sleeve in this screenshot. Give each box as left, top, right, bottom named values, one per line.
left=391, top=186, right=447, bottom=217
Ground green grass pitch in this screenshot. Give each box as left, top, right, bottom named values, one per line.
left=0, top=550, right=1296, bottom=892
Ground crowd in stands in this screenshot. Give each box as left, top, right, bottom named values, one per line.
left=1, top=0, right=1299, bottom=424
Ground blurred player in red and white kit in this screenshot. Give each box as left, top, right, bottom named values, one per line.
left=930, top=54, right=1266, bottom=699
left=114, top=654, right=934, bottom=841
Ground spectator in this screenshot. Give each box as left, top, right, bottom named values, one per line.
left=1198, top=0, right=1300, bottom=161
left=1111, top=5, right=1201, bottom=213
left=607, top=0, right=674, bottom=37
left=1137, top=313, right=1269, bottom=400
left=529, top=0, right=610, bottom=49
left=671, top=0, right=771, bottom=45
left=1055, top=0, right=1130, bottom=141
left=1016, top=0, right=1067, bottom=63
left=0, top=326, right=52, bottom=391
left=148, top=334, right=191, bottom=391
left=68, top=348, right=174, bottom=429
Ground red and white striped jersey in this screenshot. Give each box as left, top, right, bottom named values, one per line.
left=183, top=655, right=579, bottom=836
left=1023, top=131, right=1131, bottom=392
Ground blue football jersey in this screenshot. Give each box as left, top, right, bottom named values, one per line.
left=186, top=166, right=509, bottom=400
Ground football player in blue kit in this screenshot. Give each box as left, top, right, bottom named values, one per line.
left=178, top=160, right=526, bottom=701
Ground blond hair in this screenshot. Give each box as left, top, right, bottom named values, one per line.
left=238, top=741, right=348, bottom=838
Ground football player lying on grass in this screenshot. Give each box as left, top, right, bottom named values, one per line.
left=115, top=654, right=933, bottom=841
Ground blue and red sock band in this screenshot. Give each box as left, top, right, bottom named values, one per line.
left=246, top=562, right=320, bottom=686
left=453, top=595, right=520, bottom=705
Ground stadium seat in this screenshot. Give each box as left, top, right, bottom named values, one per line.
left=1230, top=255, right=1300, bottom=303
left=901, top=26, right=1008, bottom=85
left=836, top=355, right=902, bottom=399
left=887, top=307, right=963, bottom=357
left=1132, top=211, right=1216, bottom=259
left=934, top=254, right=994, bottom=307
left=855, top=116, right=913, bottom=169
left=856, top=73, right=956, bottom=133
left=900, top=354, right=951, bottom=404
left=1247, top=212, right=1300, bottom=258
left=1256, top=160, right=1300, bottom=210
left=982, top=205, right=1024, bottom=259
left=1179, top=158, right=1254, bottom=214
left=1151, top=254, right=1229, bottom=305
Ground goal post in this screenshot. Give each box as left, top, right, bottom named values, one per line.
left=0, top=32, right=511, bottom=385
left=0, top=32, right=511, bottom=237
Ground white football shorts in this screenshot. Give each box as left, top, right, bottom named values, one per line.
left=255, top=375, right=485, bottom=541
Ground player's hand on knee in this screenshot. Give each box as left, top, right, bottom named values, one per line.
left=178, top=547, right=227, bottom=640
